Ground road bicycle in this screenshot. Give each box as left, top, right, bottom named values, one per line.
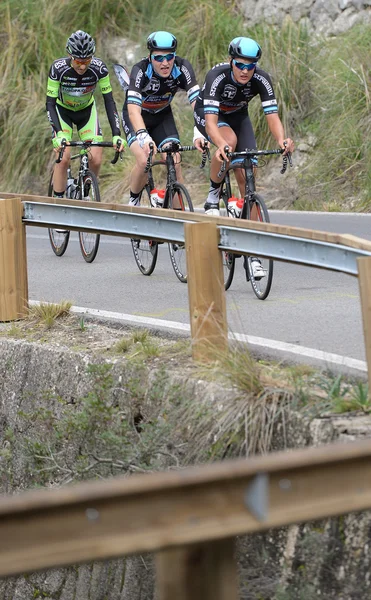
left=131, top=141, right=209, bottom=283
left=219, top=146, right=292, bottom=300
left=48, top=140, right=121, bottom=263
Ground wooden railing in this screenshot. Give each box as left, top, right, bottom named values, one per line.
left=2, top=194, right=371, bottom=596
left=1, top=439, right=371, bottom=598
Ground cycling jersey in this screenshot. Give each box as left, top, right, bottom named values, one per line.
left=125, top=56, right=200, bottom=114
left=195, top=62, right=278, bottom=116
left=46, top=57, right=121, bottom=136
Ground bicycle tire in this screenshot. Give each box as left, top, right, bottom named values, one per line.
left=219, top=177, right=236, bottom=290
left=47, top=171, right=70, bottom=257
left=78, top=170, right=101, bottom=263
left=130, top=186, right=159, bottom=276
left=245, top=193, right=274, bottom=300
left=167, top=182, right=193, bottom=283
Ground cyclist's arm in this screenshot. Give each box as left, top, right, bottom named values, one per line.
left=127, top=103, right=147, bottom=134
left=99, top=75, right=121, bottom=137
left=179, top=58, right=200, bottom=105
left=265, top=113, right=294, bottom=153
left=46, top=77, right=62, bottom=133
left=205, top=113, right=229, bottom=160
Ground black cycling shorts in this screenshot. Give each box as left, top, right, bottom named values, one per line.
left=194, top=105, right=256, bottom=152
left=122, top=106, right=179, bottom=148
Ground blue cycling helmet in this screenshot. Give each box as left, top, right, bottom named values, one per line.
left=147, top=31, right=177, bottom=52
left=228, top=37, right=262, bottom=62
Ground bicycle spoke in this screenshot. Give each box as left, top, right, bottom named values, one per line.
left=131, top=185, right=158, bottom=275
left=167, top=183, right=193, bottom=283
left=246, top=194, right=273, bottom=300
left=78, top=170, right=101, bottom=263
left=47, top=171, right=70, bottom=257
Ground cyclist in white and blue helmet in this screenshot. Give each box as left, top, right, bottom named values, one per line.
left=194, top=36, right=294, bottom=216
left=122, top=31, right=206, bottom=206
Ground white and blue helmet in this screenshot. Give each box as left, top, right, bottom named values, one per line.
left=147, top=31, right=177, bottom=52
left=228, top=37, right=262, bottom=62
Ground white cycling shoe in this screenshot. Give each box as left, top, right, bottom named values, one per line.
left=250, top=258, right=266, bottom=280
left=204, top=202, right=220, bottom=217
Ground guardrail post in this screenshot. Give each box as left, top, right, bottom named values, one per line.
left=156, top=539, right=238, bottom=600
left=358, top=257, right=371, bottom=395
left=0, top=197, right=28, bottom=321
left=185, top=221, right=228, bottom=362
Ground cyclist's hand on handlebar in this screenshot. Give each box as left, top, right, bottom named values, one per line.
left=52, top=133, right=68, bottom=152
left=194, top=137, right=209, bottom=153
left=112, top=135, right=126, bottom=153
left=281, top=138, right=295, bottom=154
left=215, top=144, right=230, bottom=162
left=144, top=140, right=157, bottom=156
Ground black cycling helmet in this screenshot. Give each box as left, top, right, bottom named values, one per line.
left=66, top=30, right=96, bottom=59
left=228, top=37, right=262, bottom=62
left=147, top=31, right=177, bottom=52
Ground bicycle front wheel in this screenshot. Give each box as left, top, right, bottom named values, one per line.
left=167, top=182, right=193, bottom=283
left=130, top=185, right=159, bottom=276
left=47, top=171, right=70, bottom=257
left=78, top=170, right=101, bottom=263
left=245, top=194, right=273, bottom=300
left=219, top=176, right=236, bottom=290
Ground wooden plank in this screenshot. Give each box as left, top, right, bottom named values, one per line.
left=0, top=197, right=28, bottom=321
left=1, top=439, right=371, bottom=576
left=357, top=256, right=371, bottom=394
left=185, top=221, right=228, bottom=361
left=156, top=540, right=238, bottom=600
left=6, top=190, right=371, bottom=252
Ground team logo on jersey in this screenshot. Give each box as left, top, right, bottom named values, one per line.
left=210, top=73, right=226, bottom=97
left=54, top=59, right=67, bottom=70
left=223, top=85, right=237, bottom=100
left=145, top=78, right=161, bottom=93
left=135, top=70, right=143, bottom=88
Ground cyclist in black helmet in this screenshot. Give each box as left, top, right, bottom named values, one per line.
left=46, top=30, right=124, bottom=199
left=122, top=30, right=206, bottom=206
left=194, top=36, right=294, bottom=218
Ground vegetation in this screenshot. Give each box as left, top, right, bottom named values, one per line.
left=0, top=0, right=370, bottom=207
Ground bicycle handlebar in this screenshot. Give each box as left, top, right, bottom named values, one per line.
left=144, top=141, right=210, bottom=172
left=217, top=145, right=293, bottom=178
left=55, top=139, right=124, bottom=165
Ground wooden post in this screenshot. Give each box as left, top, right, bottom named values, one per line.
left=185, top=221, right=228, bottom=362
left=358, top=256, right=371, bottom=394
left=156, top=539, right=238, bottom=600
left=0, top=197, right=28, bottom=321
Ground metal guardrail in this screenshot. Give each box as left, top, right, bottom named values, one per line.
left=23, top=200, right=371, bottom=275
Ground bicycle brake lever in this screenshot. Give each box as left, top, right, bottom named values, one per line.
left=144, top=143, right=154, bottom=173
left=56, top=139, right=67, bottom=164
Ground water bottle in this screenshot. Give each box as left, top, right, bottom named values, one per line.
left=228, top=196, right=244, bottom=218
left=150, top=188, right=166, bottom=208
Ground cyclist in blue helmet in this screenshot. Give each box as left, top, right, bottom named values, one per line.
left=194, top=36, right=294, bottom=218
left=122, top=30, right=206, bottom=206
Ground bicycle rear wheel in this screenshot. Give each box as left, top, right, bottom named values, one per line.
left=167, top=182, right=194, bottom=283
left=245, top=194, right=273, bottom=300
left=78, top=170, right=101, bottom=263
left=47, top=171, right=70, bottom=257
left=131, top=186, right=159, bottom=276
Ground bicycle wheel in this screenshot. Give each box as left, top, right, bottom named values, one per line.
left=130, top=185, right=159, bottom=276
left=47, top=171, right=70, bottom=257
left=219, top=177, right=236, bottom=290
left=245, top=194, right=273, bottom=300
left=78, top=170, right=101, bottom=263
left=167, top=182, right=193, bottom=283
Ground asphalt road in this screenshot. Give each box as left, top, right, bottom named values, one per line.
left=26, top=211, right=371, bottom=370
